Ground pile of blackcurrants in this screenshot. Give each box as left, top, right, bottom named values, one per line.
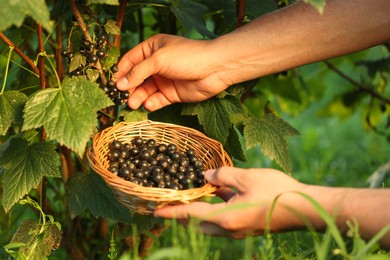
left=61, top=33, right=129, bottom=106
left=107, top=137, right=207, bottom=190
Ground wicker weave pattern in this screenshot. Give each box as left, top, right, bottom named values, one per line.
left=87, top=120, right=233, bottom=215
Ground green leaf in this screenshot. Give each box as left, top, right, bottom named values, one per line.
left=303, top=0, right=326, bottom=14
left=170, top=0, right=217, bottom=39
left=86, top=0, right=119, bottom=5
left=119, top=109, right=148, bottom=122
left=244, top=113, right=299, bottom=173
left=101, top=46, right=120, bottom=72
left=182, top=96, right=245, bottom=144
left=6, top=220, right=62, bottom=259
left=86, top=68, right=100, bottom=82
left=22, top=77, right=114, bottom=156
left=0, top=91, right=28, bottom=135
left=66, top=172, right=132, bottom=223
left=69, top=53, right=86, bottom=73
left=225, top=126, right=247, bottom=162
left=0, top=138, right=61, bottom=212
left=104, top=19, right=121, bottom=35
left=0, top=0, right=51, bottom=32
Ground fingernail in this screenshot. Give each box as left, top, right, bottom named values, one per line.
left=116, top=77, right=129, bottom=89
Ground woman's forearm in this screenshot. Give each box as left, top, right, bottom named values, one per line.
left=299, top=185, right=390, bottom=249
left=211, top=0, right=390, bottom=86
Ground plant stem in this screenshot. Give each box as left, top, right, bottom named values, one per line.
left=236, top=0, right=247, bottom=28
left=0, top=47, right=13, bottom=94
left=0, top=32, right=40, bottom=75
left=113, top=0, right=127, bottom=49
left=69, top=0, right=107, bottom=85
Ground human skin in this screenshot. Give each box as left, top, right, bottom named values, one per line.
left=153, top=167, right=390, bottom=249
left=115, top=0, right=390, bottom=111
left=114, top=0, right=390, bottom=249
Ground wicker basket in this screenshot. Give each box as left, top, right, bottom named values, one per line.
left=87, top=120, right=233, bottom=215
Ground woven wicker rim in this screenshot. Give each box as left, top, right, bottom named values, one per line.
left=87, top=120, right=233, bottom=214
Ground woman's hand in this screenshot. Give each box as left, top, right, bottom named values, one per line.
left=154, top=167, right=390, bottom=249
left=153, top=167, right=309, bottom=238
left=114, top=34, right=230, bottom=111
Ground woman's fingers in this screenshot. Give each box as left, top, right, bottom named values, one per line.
left=153, top=201, right=225, bottom=221
left=205, top=167, right=246, bottom=191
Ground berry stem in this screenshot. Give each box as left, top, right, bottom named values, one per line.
left=37, top=24, right=47, bottom=90
left=43, top=52, right=62, bottom=89
left=0, top=46, right=13, bottom=95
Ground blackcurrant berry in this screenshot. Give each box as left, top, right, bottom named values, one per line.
left=179, top=157, right=189, bottom=167
left=110, top=140, right=122, bottom=150
left=60, top=49, right=68, bottom=57
left=130, top=147, right=140, bottom=157
left=111, top=64, right=119, bottom=73
left=88, top=54, right=99, bottom=63
left=108, top=149, right=121, bottom=161
left=73, top=70, right=82, bottom=76
left=139, top=150, right=152, bottom=161
left=193, top=160, right=203, bottom=169
left=158, top=159, right=169, bottom=169
left=167, top=144, right=177, bottom=152
left=170, top=152, right=180, bottom=161
left=118, top=167, right=132, bottom=178
left=151, top=171, right=163, bottom=184
left=120, top=91, right=129, bottom=100
left=67, top=52, right=74, bottom=59
left=146, top=139, right=156, bottom=147
left=186, top=148, right=195, bottom=158
left=132, top=137, right=144, bottom=147
left=134, top=169, right=144, bottom=179
left=96, top=49, right=106, bottom=58
left=156, top=144, right=167, bottom=154
left=189, top=156, right=198, bottom=164
left=122, top=143, right=132, bottom=151
left=97, top=33, right=107, bottom=41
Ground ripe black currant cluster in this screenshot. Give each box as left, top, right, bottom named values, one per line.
left=100, top=78, right=129, bottom=106
left=61, top=33, right=129, bottom=106
left=107, top=137, right=207, bottom=190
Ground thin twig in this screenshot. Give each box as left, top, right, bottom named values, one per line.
left=324, top=60, right=390, bottom=105
left=113, top=0, right=127, bottom=49
left=69, top=0, right=107, bottom=85
left=0, top=32, right=39, bottom=75
left=37, top=24, right=47, bottom=90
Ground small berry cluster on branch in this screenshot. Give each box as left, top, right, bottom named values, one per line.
left=61, top=31, right=128, bottom=106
